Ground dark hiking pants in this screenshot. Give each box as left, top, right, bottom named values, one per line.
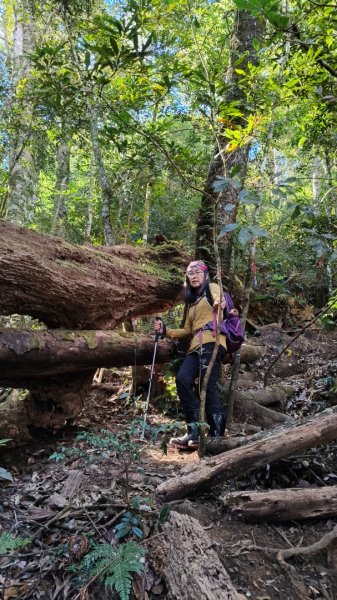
left=175, top=343, right=226, bottom=423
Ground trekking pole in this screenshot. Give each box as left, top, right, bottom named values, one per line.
left=140, top=319, right=162, bottom=440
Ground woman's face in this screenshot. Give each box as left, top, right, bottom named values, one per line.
left=186, top=267, right=206, bottom=289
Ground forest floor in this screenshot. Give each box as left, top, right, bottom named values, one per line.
left=1, top=325, right=337, bottom=600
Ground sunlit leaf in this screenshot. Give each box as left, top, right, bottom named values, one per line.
left=218, top=223, right=239, bottom=238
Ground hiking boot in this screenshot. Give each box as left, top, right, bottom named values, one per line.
left=170, top=422, right=199, bottom=450
left=208, top=413, right=226, bottom=437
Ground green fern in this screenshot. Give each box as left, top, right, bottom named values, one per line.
left=81, top=542, right=116, bottom=573
left=0, top=533, right=30, bottom=555
left=105, top=542, right=145, bottom=600
left=80, top=541, right=144, bottom=600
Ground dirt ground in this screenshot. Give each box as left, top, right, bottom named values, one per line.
left=1, top=326, right=337, bottom=599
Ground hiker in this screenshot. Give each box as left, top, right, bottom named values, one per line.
left=154, top=260, right=227, bottom=449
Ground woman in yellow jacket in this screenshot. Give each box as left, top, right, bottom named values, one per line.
left=154, top=260, right=226, bottom=449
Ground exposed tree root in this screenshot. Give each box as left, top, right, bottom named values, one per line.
left=277, top=525, right=337, bottom=568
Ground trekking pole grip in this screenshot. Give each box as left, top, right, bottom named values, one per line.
left=154, top=316, right=166, bottom=338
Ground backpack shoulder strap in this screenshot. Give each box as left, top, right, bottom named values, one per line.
left=205, top=283, right=214, bottom=307
left=224, top=291, right=234, bottom=316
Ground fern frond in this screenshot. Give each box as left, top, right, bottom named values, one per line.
left=81, top=543, right=116, bottom=573
left=105, top=542, right=145, bottom=600
left=0, top=533, right=30, bottom=555
left=79, top=540, right=144, bottom=600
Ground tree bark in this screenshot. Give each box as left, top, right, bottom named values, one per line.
left=222, top=487, right=337, bottom=522
left=206, top=416, right=305, bottom=455
left=0, top=329, right=174, bottom=387
left=88, top=99, right=115, bottom=246
left=0, top=220, right=186, bottom=328
left=157, top=406, right=337, bottom=501
left=142, top=179, right=152, bottom=243
left=51, top=139, right=71, bottom=237
left=0, top=377, right=93, bottom=443
left=7, top=0, right=37, bottom=225
left=84, top=156, right=95, bottom=242
left=157, top=511, right=242, bottom=600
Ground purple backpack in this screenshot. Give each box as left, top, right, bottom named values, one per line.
left=204, top=292, right=244, bottom=354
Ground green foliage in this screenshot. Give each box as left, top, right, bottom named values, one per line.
left=232, top=0, right=289, bottom=29
left=79, top=541, right=144, bottom=600
left=49, top=446, right=85, bottom=462
left=320, top=288, right=337, bottom=328
left=76, top=424, right=142, bottom=460
left=49, top=451, right=66, bottom=462
left=158, top=505, right=170, bottom=525
left=105, top=542, right=145, bottom=600
left=1, top=0, right=336, bottom=302
left=115, top=511, right=143, bottom=540
left=0, top=533, right=30, bottom=555
left=218, top=222, right=268, bottom=246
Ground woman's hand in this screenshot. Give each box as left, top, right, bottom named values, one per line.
left=213, top=297, right=226, bottom=311
left=154, top=317, right=165, bottom=335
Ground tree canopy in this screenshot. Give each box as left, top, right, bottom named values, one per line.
left=0, top=0, right=336, bottom=304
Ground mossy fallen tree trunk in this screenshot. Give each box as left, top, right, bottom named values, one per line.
left=0, top=330, right=262, bottom=387
left=0, top=331, right=174, bottom=442
left=222, top=487, right=337, bottom=522
left=0, top=221, right=188, bottom=442
left=157, top=406, right=337, bottom=501
left=0, top=220, right=186, bottom=329
left=0, top=330, right=174, bottom=387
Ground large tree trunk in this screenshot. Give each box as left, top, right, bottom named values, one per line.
left=7, top=0, right=37, bottom=225
left=88, top=99, right=115, bottom=246
left=157, top=406, right=337, bottom=501
left=0, top=220, right=186, bottom=328
left=0, top=329, right=174, bottom=387
left=222, top=487, right=337, bottom=522
left=51, top=138, right=71, bottom=237
left=195, top=10, right=264, bottom=279
left=142, top=178, right=153, bottom=243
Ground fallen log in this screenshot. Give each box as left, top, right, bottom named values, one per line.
left=0, top=331, right=263, bottom=387
left=156, top=510, right=242, bottom=600
left=157, top=406, right=337, bottom=501
left=236, top=385, right=293, bottom=407
left=232, top=390, right=291, bottom=429
left=228, top=344, right=265, bottom=364
left=0, top=221, right=187, bottom=441
left=0, top=220, right=186, bottom=329
left=0, top=329, right=174, bottom=387
left=221, top=486, right=337, bottom=522
left=205, top=418, right=300, bottom=455
left=219, top=377, right=293, bottom=431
